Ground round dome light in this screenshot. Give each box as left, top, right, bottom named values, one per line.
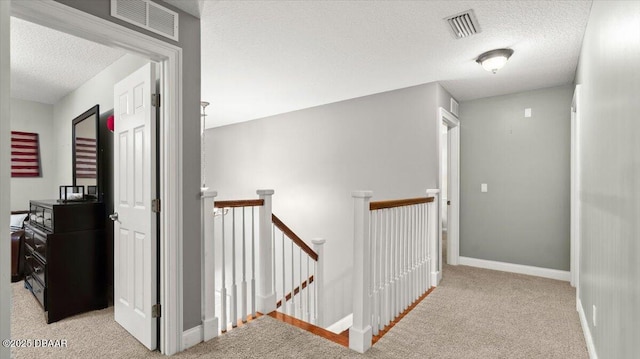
left=476, top=48, right=514, bottom=74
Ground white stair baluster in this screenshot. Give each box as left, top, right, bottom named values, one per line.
left=281, top=230, right=286, bottom=313
left=371, top=209, right=379, bottom=336
left=241, top=207, right=247, bottom=323
left=384, top=208, right=391, bottom=327
left=290, top=239, right=295, bottom=316
left=231, top=208, right=238, bottom=327
left=305, top=255, right=310, bottom=323
left=251, top=207, right=256, bottom=318
left=220, top=207, right=227, bottom=332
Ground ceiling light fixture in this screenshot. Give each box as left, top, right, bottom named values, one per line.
left=476, top=48, right=514, bottom=74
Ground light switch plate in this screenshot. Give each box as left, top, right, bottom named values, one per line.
left=525, top=108, right=532, bottom=117
left=481, top=183, right=488, bottom=192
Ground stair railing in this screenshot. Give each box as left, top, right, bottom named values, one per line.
left=271, top=214, right=325, bottom=326
left=349, top=190, right=438, bottom=353
left=201, top=189, right=325, bottom=339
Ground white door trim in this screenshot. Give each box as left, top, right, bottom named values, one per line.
left=0, top=3, right=11, bottom=359
left=570, top=85, right=581, bottom=292
left=10, top=0, right=184, bottom=354
left=439, top=107, right=460, bottom=266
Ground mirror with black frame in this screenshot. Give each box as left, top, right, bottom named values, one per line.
left=72, top=105, right=100, bottom=200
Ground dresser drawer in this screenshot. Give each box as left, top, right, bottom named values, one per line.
left=29, top=203, right=53, bottom=232
left=24, top=225, right=47, bottom=260
left=25, top=252, right=46, bottom=285
left=25, top=274, right=46, bottom=309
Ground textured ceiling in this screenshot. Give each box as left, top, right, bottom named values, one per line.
left=164, top=0, right=203, bottom=18
left=10, top=17, right=125, bottom=105
left=201, top=0, right=592, bottom=128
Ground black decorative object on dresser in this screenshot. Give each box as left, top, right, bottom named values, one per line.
left=23, top=199, right=107, bottom=324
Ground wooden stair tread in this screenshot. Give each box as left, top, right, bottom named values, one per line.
left=269, top=286, right=435, bottom=349
left=372, top=287, right=435, bottom=344
left=268, top=311, right=349, bottom=348
left=335, top=287, right=436, bottom=346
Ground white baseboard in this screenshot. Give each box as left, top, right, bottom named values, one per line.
left=458, top=257, right=570, bottom=281
left=326, top=313, right=353, bottom=334
left=182, top=325, right=203, bottom=350
left=431, top=271, right=440, bottom=287
left=203, top=317, right=219, bottom=341
left=577, top=299, right=598, bottom=359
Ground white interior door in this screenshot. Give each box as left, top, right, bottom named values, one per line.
left=113, top=62, right=158, bottom=350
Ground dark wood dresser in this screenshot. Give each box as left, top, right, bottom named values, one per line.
left=23, top=199, right=107, bottom=323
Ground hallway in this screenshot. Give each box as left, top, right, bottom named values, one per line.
left=12, top=265, right=586, bottom=358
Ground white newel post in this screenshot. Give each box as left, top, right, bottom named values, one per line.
left=350, top=191, right=373, bottom=353
left=257, top=189, right=276, bottom=313
left=312, top=238, right=326, bottom=327
left=201, top=191, right=218, bottom=341
left=426, top=189, right=440, bottom=286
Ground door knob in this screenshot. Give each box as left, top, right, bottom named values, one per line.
left=109, top=212, right=119, bottom=221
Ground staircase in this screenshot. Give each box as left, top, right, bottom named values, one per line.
left=200, top=188, right=440, bottom=353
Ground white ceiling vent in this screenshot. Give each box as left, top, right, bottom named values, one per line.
left=444, top=9, right=481, bottom=39
left=111, top=0, right=179, bottom=41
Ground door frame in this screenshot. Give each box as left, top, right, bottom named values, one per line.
left=439, top=107, right=460, bottom=266
left=1, top=3, right=11, bottom=359
left=8, top=0, right=184, bottom=354
left=570, top=85, right=581, bottom=291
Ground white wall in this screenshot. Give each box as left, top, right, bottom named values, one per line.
left=574, top=1, right=640, bottom=357
left=10, top=98, right=55, bottom=210
left=52, top=53, right=147, bottom=186
left=206, top=82, right=453, bottom=325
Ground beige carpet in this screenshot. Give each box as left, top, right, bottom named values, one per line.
left=443, top=230, right=448, bottom=262
left=11, top=265, right=587, bottom=358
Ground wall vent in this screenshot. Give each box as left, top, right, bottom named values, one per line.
left=111, top=0, right=179, bottom=41
left=444, top=9, right=481, bottom=39
left=450, top=98, right=459, bottom=117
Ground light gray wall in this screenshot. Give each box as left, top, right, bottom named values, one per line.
left=53, top=54, right=148, bottom=187
left=575, top=1, right=640, bottom=357
left=54, top=0, right=202, bottom=331
left=459, top=85, right=573, bottom=270
left=10, top=98, right=56, bottom=210
left=206, top=82, right=446, bottom=325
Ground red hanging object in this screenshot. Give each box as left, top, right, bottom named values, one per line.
left=107, top=115, right=114, bottom=132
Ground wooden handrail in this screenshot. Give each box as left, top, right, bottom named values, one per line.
left=276, top=275, right=314, bottom=308
left=272, top=214, right=318, bottom=261
left=369, top=196, right=434, bottom=210
left=214, top=199, right=264, bottom=208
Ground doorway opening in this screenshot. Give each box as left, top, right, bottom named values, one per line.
left=570, top=85, right=581, bottom=293
left=441, top=122, right=449, bottom=262
left=8, top=14, right=160, bottom=354
left=4, top=1, right=185, bottom=355
left=439, top=107, right=460, bottom=267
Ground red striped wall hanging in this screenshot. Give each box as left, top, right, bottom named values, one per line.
left=11, top=131, right=41, bottom=177
left=75, top=137, right=97, bottom=179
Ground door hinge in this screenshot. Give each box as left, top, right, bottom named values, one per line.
left=152, top=304, right=161, bottom=318
left=152, top=198, right=161, bottom=213
left=151, top=94, right=161, bottom=107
